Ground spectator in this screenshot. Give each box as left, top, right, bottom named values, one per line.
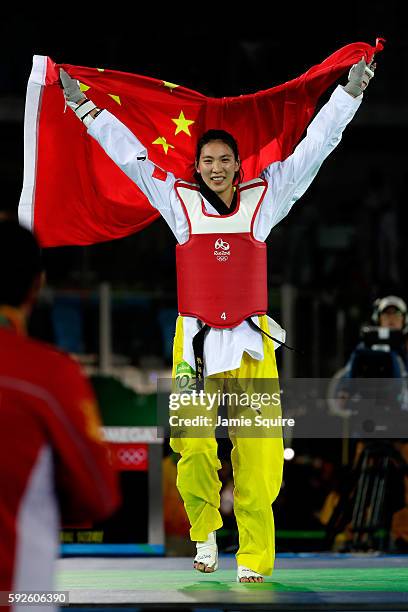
left=0, top=221, right=120, bottom=609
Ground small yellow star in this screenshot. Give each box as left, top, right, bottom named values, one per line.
left=163, top=81, right=179, bottom=91
left=97, top=68, right=105, bottom=72
left=152, top=137, right=175, bottom=155
left=79, top=82, right=90, bottom=93
left=108, top=94, right=121, bottom=105
left=172, top=110, right=195, bottom=136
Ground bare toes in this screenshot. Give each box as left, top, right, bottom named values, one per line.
left=239, top=574, right=263, bottom=583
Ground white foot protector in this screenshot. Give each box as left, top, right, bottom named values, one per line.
left=194, top=531, right=218, bottom=572
left=237, top=565, right=264, bottom=582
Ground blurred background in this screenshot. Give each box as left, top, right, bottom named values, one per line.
left=1, top=4, right=407, bottom=556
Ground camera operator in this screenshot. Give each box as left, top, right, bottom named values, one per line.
left=325, top=296, right=408, bottom=551
left=331, top=296, right=408, bottom=412
left=345, top=296, right=407, bottom=376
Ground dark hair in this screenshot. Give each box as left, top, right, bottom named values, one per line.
left=0, top=221, right=43, bottom=307
left=194, top=129, right=244, bottom=184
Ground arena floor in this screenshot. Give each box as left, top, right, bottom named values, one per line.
left=58, top=552, right=408, bottom=611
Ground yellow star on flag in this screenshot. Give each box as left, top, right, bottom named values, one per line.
left=172, top=110, right=195, bottom=136
left=152, top=137, right=175, bottom=155
left=163, top=81, right=179, bottom=91
left=108, top=94, right=121, bottom=105
left=79, top=82, right=90, bottom=93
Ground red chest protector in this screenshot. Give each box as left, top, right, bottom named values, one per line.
left=175, top=179, right=268, bottom=328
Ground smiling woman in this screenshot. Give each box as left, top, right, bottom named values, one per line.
left=58, top=54, right=375, bottom=583
left=194, top=132, right=241, bottom=207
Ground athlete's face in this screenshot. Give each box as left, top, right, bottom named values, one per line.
left=379, top=307, right=405, bottom=330
left=195, top=140, right=240, bottom=199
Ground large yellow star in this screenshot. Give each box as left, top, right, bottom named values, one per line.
left=172, top=110, right=195, bottom=136
left=152, top=137, right=175, bottom=155
left=79, top=82, right=90, bottom=93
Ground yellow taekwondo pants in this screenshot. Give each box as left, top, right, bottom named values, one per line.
left=170, top=315, right=284, bottom=576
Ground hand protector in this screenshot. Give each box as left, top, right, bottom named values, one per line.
left=59, top=68, right=86, bottom=108
left=59, top=68, right=99, bottom=126
left=343, top=57, right=376, bottom=98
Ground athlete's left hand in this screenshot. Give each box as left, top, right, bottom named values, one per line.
left=343, top=57, right=376, bottom=98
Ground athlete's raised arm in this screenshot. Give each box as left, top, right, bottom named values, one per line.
left=59, top=68, right=188, bottom=242
left=254, top=59, right=376, bottom=240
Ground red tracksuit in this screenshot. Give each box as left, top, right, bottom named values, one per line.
left=0, top=323, right=120, bottom=607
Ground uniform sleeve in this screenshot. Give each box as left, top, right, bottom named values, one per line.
left=254, top=85, right=363, bottom=240
left=48, top=356, right=121, bottom=523
left=88, top=111, right=189, bottom=243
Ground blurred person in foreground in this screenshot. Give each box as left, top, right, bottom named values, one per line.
left=60, top=56, right=375, bottom=583
left=0, top=221, right=120, bottom=609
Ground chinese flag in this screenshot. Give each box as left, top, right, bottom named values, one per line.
left=19, top=39, right=384, bottom=247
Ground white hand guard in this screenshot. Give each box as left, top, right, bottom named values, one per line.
left=59, top=68, right=100, bottom=126
left=343, top=57, right=376, bottom=98
left=60, top=68, right=86, bottom=107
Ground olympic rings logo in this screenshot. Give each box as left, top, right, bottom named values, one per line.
left=217, top=255, right=228, bottom=262
left=117, top=448, right=147, bottom=465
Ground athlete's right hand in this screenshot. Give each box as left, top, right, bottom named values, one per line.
left=59, top=68, right=87, bottom=105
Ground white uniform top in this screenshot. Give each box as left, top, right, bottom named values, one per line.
left=88, top=85, right=362, bottom=376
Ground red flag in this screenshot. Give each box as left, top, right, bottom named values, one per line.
left=19, top=39, right=384, bottom=247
